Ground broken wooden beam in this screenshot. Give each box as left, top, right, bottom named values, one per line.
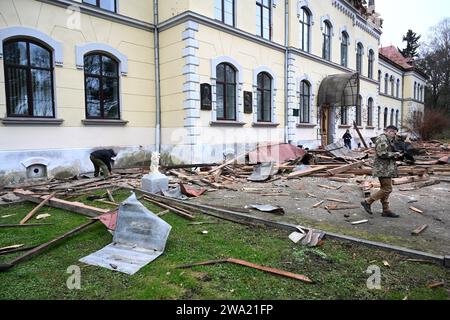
left=409, top=207, right=424, bottom=214
left=327, top=161, right=364, bottom=176
left=177, top=257, right=313, bottom=283
left=288, top=165, right=328, bottom=179
left=20, top=191, right=57, bottom=225
left=0, top=223, right=54, bottom=228
left=14, top=189, right=109, bottom=217
left=412, top=224, right=428, bottom=236
left=353, top=121, right=369, bottom=148
left=0, top=220, right=98, bottom=272
left=143, top=196, right=195, bottom=220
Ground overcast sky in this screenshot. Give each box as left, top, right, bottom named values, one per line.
left=376, top=0, right=450, bottom=48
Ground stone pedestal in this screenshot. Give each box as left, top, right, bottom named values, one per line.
left=141, top=172, right=169, bottom=194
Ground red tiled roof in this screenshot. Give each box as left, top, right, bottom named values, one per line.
left=379, top=46, right=413, bottom=69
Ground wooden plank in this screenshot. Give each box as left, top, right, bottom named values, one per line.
left=327, top=161, right=365, bottom=176
left=312, top=200, right=324, bottom=208
left=14, top=189, right=109, bottom=217
left=351, top=219, right=369, bottom=225
left=20, top=191, right=57, bottom=225
left=411, top=224, right=428, bottom=236
left=392, top=176, right=429, bottom=185
left=409, top=206, right=423, bottom=214
left=287, top=165, right=328, bottom=179
left=0, top=220, right=98, bottom=272
left=207, top=151, right=248, bottom=175
left=0, top=223, right=53, bottom=228
left=178, top=258, right=313, bottom=283
left=353, top=121, right=368, bottom=148
left=326, top=198, right=350, bottom=204
left=143, top=196, right=195, bottom=220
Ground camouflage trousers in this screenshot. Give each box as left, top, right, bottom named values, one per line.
left=90, top=155, right=110, bottom=178
left=366, top=177, right=392, bottom=211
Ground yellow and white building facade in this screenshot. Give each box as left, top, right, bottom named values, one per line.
left=0, top=0, right=427, bottom=183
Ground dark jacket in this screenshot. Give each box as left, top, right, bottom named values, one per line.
left=343, top=132, right=352, bottom=141
left=372, top=133, right=398, bottom=178
left=90, top=149, right=116, bottom=172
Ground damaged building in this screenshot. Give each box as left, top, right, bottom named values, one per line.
left=0, top=0, right=426, bottom=184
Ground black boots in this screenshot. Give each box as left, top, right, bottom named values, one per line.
left=382, top=210, right=399, bottom=218
left=360, top=200, right=373, bottom=215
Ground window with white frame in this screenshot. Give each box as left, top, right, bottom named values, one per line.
left=215, top=0, right=235, bottom=26
left=322, top=20, right=332, bottom=61
left=299, top=7, right=311, bottom=52
left=3, top=39, right=55, bottom=117
left=83, top=0, right=117, bottom=12
left=356, top=42, right=363, bottom=74
left=367, top=98, right=373, bottom=126
left=257, top=72, right=272, bottom=122
left=299, top=80, right=311, bottom=123
left=256, top=0, right=271, bottom=40
left=368, top=49, right=374, bottom=79
left=216, top=63, right=237, bottom=121
left=341, top=32, right=349, bottom=67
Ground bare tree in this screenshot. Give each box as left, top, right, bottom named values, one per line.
left=418, top=18, right=450, bottom=111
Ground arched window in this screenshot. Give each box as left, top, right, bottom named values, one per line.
left=299, top=80, right=311, bottom=123
left=341, top=106, right=348, bottom=125
left=257, top=72, right=272, bottom=122
left=390, top=108, right=394, bottom=125
left=356, top=94, right=362, bottom=126
left=299, top=7, right=311, bottom=52
left=367, top=98, right=373, bottom=126
left=377, top=106, right=381, bottom=129
left=414, top=82, right=417, bottom=99
left=256, top=0, right=271, bottom=40
left=368, top=49, right=374, bottom=79
left=384, top=74, right=389, bottom=94
left=216, top=63, right=236, bottom=120
left=341, top=32, right=349, bottom=67
left=396, top=79, right=400, bottom=98
left=322, top=20, right=332, bottom=61
left=383, top=107, right=388, bottom=128
left=390, top=76, right=395, bottom=96
left=84, top=52, right=120, bottom=119
left=395, top=110, right=399, bottom=128
left=3, top=39, right=55, bottom=117
left=356, top=42, right=363, bottom=74
left=378, top=70, right=382, bottom=84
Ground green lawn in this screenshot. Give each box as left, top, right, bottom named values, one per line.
left=0, top=190, right=448, bottom=300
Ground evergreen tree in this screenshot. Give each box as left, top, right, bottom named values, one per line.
left=399, top=29, right=421, bottom=59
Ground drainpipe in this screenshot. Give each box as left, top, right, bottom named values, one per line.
left=154, top=0, right=161, bottom=152
left=284, top=0, right=289, bottom=143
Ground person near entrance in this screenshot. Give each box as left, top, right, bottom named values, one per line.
left=90, top=149, right=117, bottom=178
left=342, top=129, right=352, bottom=149
left=360, top=125, right=403, bottom=218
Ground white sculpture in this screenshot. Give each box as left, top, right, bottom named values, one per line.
left=150, top=152, right=161, bottom=173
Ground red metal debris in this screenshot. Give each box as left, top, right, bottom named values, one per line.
left=180, top=183, right=207, bottom=197
left=248, top=143, right=306, bottom=164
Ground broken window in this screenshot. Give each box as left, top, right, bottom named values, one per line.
left=84, top=53, right=120, bottom=119
left=3, top=39, right=55, bottom=118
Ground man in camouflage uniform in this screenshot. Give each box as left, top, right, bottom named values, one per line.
left=361, top=125, right=403, bottom=218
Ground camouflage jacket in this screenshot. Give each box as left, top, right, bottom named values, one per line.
left=372, top=133, right=398, bottom=178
